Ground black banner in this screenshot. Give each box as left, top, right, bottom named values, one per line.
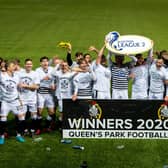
left=62, top=99, right=168, bottom=139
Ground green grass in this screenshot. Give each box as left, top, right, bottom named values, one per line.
left=1, top=0, right=168, bottom=60
left=1, top=0, right=168, bottom=167
left=1, top=136, right=168, bottom=168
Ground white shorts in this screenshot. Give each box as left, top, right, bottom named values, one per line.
left=22, top=103, right=37, bottom=113
left=93, top=90, right=111, bottom=99
left=77, top=96, right=92, bottom=99
left=37, top=93, right=55, bottom=109
left=112, top=89, right=128, bottom=99
left=131, top=91, right=148, bottom=99
left=149, top=91, right=164, bottom=100
left=0, top=100, right=24, bottom=117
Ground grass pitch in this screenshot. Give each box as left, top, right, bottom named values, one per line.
left=0, top=0, right=168, bottom=167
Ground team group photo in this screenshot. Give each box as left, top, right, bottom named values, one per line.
left=0, top=0, right=168, bottom=167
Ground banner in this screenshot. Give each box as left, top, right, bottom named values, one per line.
left=62, top=99, right=168, bottom=139
left=105, top=31, right=153, bottom=55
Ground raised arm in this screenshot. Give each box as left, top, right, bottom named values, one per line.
left=127, top=55, right=137, bottom=68
left=66, top=43, right=73, bottom=66
left=88, top=46, right=99, bottom=54
left=107, top=50, right=113, bottom=68
left=146, top=47, right=154, bottom=65
left=89, top=68, right=97, bottom=81
left=96, top=44, right=106, bottom=65
left=72, top=78, right=78, bottom=101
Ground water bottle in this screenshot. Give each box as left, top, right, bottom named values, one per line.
left=80, top=161, right=88, bottom=168
left=116, top=145, right=125, bottom=149
left=33, top=137, right=43, bottom=142
left=72, top=145, right=84, bottom=150
left=46, top=147, right=51, bottom=152
left=60, top=139, right=72, bottom=144
left=163, top=165, right=168, bottom=168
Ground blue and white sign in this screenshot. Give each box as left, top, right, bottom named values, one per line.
left=105, top=31, right=153, bottom=55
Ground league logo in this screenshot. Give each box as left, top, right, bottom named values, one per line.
left=105, top=31, right=120, bottom=46
left=105, top=31, right=153, bottom=55
left=105, top=31, right=123, bottom=51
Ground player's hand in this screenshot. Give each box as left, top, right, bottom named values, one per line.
left=72, top=94, right=77, bottom=101
left=67, top=43, right=72, bottom=53
left=88, top=46, right=96, bottom=51
left=43, top=76, right=50, bottom=80
left=151, top=40, right=154, bottom=46
left=18, top=83, right=27, bottom=88
left=50, top=85, right=56, bottom=90
left=129, top=73, right=135, bottom=79
left=164, top=96, right=168, bottom=102
left=104, top=38, right=108, bottom=44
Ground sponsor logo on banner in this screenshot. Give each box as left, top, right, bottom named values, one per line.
left=88, top=100, right=102, bottom=119
left=105, top=31, right=153, bottom=55
left=158, top=103, right=168, bottom=119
